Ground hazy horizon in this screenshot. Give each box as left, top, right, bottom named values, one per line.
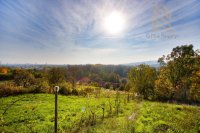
left=0, top=0, right=200, bottom=64
left=1, top=60, right=158, bottom=66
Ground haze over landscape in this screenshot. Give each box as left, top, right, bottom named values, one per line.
left=0, top=0, right=200, bottom=64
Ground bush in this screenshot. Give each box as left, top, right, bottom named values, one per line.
left=34, top=79, right=50, bottom=93
left=76, top=89, right=87, bottom=96
left=0, top=82, right=29, bottom=97
left=13, top=69, right=35, bottom=87
left=72, top=89, right=79, bottom=95
left=59, top=82, right=73, bottom=95
left=84, top=87, right=95, bottom=93
left=0, top=73, right=13, bottom=81
left=90, top=82, right=99, bottom=87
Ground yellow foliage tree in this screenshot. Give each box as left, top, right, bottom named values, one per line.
left=0, top=67, right=8, bottom=74
left=189, top=69, right=200, bottom=102
left=155, top=68, right=174, bottom=100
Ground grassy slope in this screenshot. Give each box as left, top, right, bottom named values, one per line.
left=0, top=94, right=200, bottom=133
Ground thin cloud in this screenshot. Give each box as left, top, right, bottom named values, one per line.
left=0, top=0, right=199, bottom=64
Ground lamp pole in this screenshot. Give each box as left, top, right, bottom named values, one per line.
left=54, top=86, right=59, bottom=133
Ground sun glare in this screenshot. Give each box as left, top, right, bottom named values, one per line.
left=103, top=11, right=126, bottom=35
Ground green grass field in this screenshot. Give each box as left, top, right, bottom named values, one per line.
left=0, top=94, right=200, bottom=133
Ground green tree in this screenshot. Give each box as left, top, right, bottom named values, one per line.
left=66, top=66, right=80, bottom=94
left=48, top=67, right=65, bottom=85
left=119, top=78, right=128, bottom=91
left=128, top=64, right=157, bottom=99
left=108, top=73, right=120, bottom=83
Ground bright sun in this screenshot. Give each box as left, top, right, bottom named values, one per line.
left=103, top=11, right=126, bottom=35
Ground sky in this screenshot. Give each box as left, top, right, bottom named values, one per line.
left=0, top=0, right=200, bottom=64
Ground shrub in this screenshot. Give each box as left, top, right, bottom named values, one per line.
left=34, top=79, right=50, bottom=93
left=84, top=87, right=95, bottom=94
left=59, top=82, right=73, bottom=95
left=0, top=82, right=28, bottom=97
left=0, top=73, right=13, bottom=81
left=76, top=89, right=87, bottom=96
left=72, top=89, right=79, bottom=95
left=90, top=82, right=99, bottom=87
left=13, top=69, right=35, bottom=87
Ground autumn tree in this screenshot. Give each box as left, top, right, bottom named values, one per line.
left=13, top=69, right=35, bottom=87
left=189, top=68, right=200, bottom=102
left=156, top=44, right=200, bottom=102
left=189, top=50, right=200, bottom=102
left=0, top=67, right=8, bottom=74
left=154, top=67, right=174, bottom=100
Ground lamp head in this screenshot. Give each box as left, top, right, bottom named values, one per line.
left=54, top=86, right=60, bottom=93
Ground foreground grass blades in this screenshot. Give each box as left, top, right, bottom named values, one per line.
left=0, top=94, right=200, bottom=133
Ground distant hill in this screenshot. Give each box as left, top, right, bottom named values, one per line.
left=123, top=61, right=159, bottom=67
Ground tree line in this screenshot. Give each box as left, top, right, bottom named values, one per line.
left=0, top=64, right=130, bottom=96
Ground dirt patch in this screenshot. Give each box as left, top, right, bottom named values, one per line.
left=128, top=112, right=137, bottom=121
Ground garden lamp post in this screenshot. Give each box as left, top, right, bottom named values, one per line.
left=54, top=86, right=59, bottom=133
